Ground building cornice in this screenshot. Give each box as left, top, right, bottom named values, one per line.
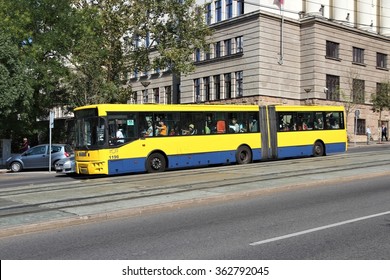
left=300, top=16, right=390, bottom=43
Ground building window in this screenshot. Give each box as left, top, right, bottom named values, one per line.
left=165, top=86, right=172, bottom=104
left=224, top=73, right=232, bottom=99
left=377, top=52, right=388, bottom=69
left=326, top=41, right=339, bottom=59
left=215, top=41, right=221, bottom=58
left=215, top=0, right=222, bottom=22
left=145, top=32, right=150, bottom=48
left=236, top=71, right=243, bottom=96
left=131, top=92, right=137, bottom=104
left=352, top=79, right=365, bottom=103
left=194, top=48, right=201, bottom=62
left=205, top=45, right=211, bottom=60
left=142, top=89, right=148, bottom=103
left=235, top=36, right=243, bottom=53
left=133, top=35, right=140, bottom=48
left=376, top=83, right=390, bottom=102
left=237, top=0, right=244, bottom=16
left=353, top=47, right=364, bottom=64
left=224, top=39, right=232, bottom=56
left=226, top=0, right=233, bottom=19
left=205, top=3, right=212, bottom=25
left=194, top=78, right=201, bottom=102
left=214, top=75, right=221, bottom=100
left=356, top=119, right=366, bottom=135
left=203, top=77, right=210, bottom=101
left=326, top=74, right=340, bottom=100
left=153, top=88, right=160, bottom=103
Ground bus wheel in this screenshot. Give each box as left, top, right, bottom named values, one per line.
left=146, top=153, right=166, bottom=173
left=236, top=146, right=252, bottom=164
left=313, top=141, right=325, bottom=157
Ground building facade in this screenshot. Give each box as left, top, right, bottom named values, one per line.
left=129, top=0, right=390, bottom=142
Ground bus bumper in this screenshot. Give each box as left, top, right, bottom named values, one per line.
left=76, top=161, right=106, bottom=175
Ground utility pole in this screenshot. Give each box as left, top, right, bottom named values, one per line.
left=49, top=111, right=54, bottom=172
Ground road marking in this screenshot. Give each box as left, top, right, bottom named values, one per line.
left=250, top=210, right=390, bottom=246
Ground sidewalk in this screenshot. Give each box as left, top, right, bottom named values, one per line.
left=348, top=140, right=390, bottom=147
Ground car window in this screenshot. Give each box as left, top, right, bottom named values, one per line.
left=51, top=146, right=62, bottom=153
left=65, top=145, right=74, bottom=154
left=27, top=146, right=46, bottom=155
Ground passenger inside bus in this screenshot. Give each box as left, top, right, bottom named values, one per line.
left=182, top=124, right=197, bottom=135
left=169, top=128, right=176, bottom=135
left=116, top=128, right=125, bottom=143
left=249, top=118, right=258, bottom=132
left=205, top=115, right=216, bottom=134
left=145, top=121, right=153, bottom=136
left=156, top=120, right=167, bottom=136
left=229, top=117, right=240, bottom=133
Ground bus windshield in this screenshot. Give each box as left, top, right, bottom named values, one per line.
left=75, top=116, right=106, bottom=149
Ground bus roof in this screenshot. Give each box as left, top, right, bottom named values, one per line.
left=74, top=104, right=345, bottom=115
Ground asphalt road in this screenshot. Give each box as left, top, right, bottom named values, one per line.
left=0, top=169, right=389, bottom=259
left=0, top=142, right=389, bottom=188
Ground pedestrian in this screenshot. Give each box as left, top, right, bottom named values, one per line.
left=381, top=124, right=388, bottom=141
left=20, top=137, right=30, bottom=153
left=366, top=126, right=371, bottom=145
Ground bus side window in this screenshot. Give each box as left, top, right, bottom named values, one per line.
left=249, top=118, right=258, bottom=132
left=314, top=112, right=324, bottom=129
left=205, top=114, right=216, bottom=134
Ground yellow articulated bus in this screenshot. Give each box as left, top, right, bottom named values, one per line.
left=73, top=104, right=347, bottom=175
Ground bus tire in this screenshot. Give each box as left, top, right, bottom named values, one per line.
left=236, top=145, right=252, bottom=164
left=313, top=141, right=325, bottom=157
left=146, top=153, right=166, bottom=173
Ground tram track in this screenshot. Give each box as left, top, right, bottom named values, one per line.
left=0, top=151, right=389, bottom=221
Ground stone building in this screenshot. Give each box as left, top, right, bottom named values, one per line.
left=129, top=0, right=390, bottom=142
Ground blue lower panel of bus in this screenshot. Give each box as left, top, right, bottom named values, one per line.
left=277, top=142, right=346, bottom=158
left=108, top=148, right=262, bottom=175
left=108, top=158, right=147, bottom=174
left=167, top=149, right=261, bottom=168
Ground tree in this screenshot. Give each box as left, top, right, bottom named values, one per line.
left=63, top=0, right=212, bottom=107
left=0, top=0, right=211, bottom=141
left=0, top=33, right=34, bottom=139
left=371, top=81, right=390, bottom=141
left=0, top=0, right=76, bottom=142
left=340, top=69, right=365, bottom=140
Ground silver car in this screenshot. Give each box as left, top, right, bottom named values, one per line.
left=6, top=144, right=73, bottom=172
left=55, top=155, right=75, bottom=174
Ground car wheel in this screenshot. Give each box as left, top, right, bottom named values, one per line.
left=52, top=160, right=59, bottom=170
left=10, top=162, right=22, bottom=172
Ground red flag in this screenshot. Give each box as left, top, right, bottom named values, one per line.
left=274, top=0, right=284, bottom=8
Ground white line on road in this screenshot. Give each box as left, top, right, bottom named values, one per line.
left=250, top=210, right=390, bottom=246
